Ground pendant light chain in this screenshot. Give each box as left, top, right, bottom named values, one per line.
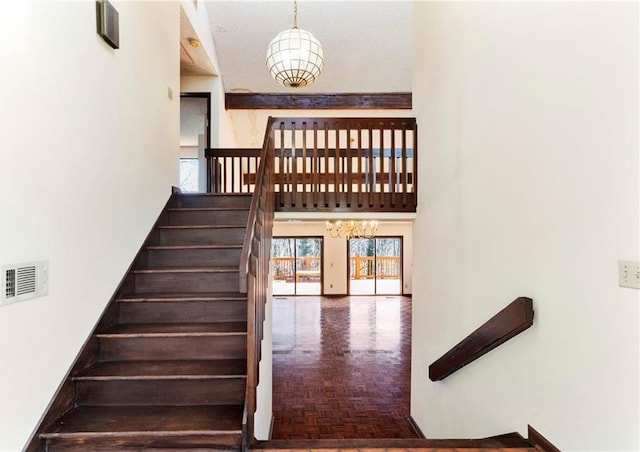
left=293, top=0, right=298, bottom=29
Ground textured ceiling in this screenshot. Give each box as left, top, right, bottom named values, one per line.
left=181, top=6, right=216, bottom=76
left=204, top=1, right=412, bottom=93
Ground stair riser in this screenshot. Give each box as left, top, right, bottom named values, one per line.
left=134, top=272, right=239, bottom=293
left=44, top=434, right=242, bottom=451
left=76, top=378, right=245, bottom=406
left=173, top=195, right=253, bottom=209
left=168, top=209, right=249, bottom=226
left=99, top=335, right=247, bottom=361
left=150, top=228, right=246, bottom=246
left=119, top=301, right=247, bottom=324
left=142, top=247, right=242, bottom=268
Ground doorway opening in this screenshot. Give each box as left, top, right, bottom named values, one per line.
left=179, top=93, right=211, bottom=192
left=272, top=237, right=323, bottom=295
left=348, top=237, right=402, bottom=295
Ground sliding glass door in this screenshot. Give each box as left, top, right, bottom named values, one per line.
left=272, top=237, right=322, bottom=295
left=349, top=237, right=402, bottom=295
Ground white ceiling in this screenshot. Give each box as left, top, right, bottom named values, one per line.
left=203, top=0, right=412, bottom=93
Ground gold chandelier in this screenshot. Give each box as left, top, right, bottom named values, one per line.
left=325, top=220, right=378, bottom=240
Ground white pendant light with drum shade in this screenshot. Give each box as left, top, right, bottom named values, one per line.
left=266, top=0, right=324, bottom=88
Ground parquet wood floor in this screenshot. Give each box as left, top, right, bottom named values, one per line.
left=271, top=296, right=416, bottom=440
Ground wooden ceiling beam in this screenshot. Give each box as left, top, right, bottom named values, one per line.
left=225, top=93, right=412, bottom=110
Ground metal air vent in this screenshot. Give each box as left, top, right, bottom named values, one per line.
left=1, top=261, right=48, bottom=306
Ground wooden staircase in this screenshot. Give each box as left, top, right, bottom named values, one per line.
left=30, top=192, right=254, bottom=451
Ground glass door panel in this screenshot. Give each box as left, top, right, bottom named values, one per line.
left=295, top=238, right=322, bottom=295
left=349, top=237, right=402, bottom=295
left=375, top=238, right=402, bottom=294
left=272, top=237, right=322, bottom=295
left=349, top=238, right=376, bottom=295
left=272, top=238, right=296, bottom=295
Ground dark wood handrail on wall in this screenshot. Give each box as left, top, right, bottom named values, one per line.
left=239, top=120, right=275, bottom=449
left=429, top=297, right=534, bottom=381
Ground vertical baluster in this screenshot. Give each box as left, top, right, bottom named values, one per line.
left=250, top=155, right=254, bottom=193
left=231, top=154, right=236, bottom=193
left=254, top=156, right=258, bottom=193
left=402, top=125, right=407, bottom=207
left=368, top=124, right=374, bottom=207
left=313, top=122, right=319, bottom=207
left=413, top=121, right=418, bottom=208
left=222, top=157, right=228, bottom=193
left=302, top=121, right=307, bottom=207
left=214, top=155, right=218, bottom=193
left=212, top=156, right=217, bottom=193
left=346, top=123, right=352, bottom=207
left=334, top=122, right=340, bottom=207
left=206, top=154, right=211, bottom=193
left=390, top=123, right=396, bottom=207
left=279, top=122, right=285, bottom=207
left=242, top=156, right=247, bottom=193
left=357, top=123, right=363, bottom=207
left=238, top=155, right=242, bottom=193
left=324, top=122, right=329, bottom=208
left=378, top=124, right=384, bottom=208
left=291, top=122, right=297, bottom=207
left=216, top=156, right=221, bottom=193
left=242, top=156, right=251, bottom=193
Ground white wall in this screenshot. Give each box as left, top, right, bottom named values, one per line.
left=229, top=110, right=413, bottom=148
left=273, top=220, right=413, bottom=295
left=0, top=2, right=179, bottom=450
left=411, top=2, right=639, bottom=451
left=180, top=0, right=237, bottom=149
left=181, top=75, right=238, bottom=148
left=254, top=272, right=273, bottom=440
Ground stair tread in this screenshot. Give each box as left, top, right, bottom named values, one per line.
left=133, top=267, right=238, bottom=274
left=167, top=207, right=248, bottom=212
left=145, top=244, right=243, bottom=250
left=157, top=225, right=245, bottom=230
left=41, top=405, right=244, bottom=437
left=75, top=360, right=247, bottom=379
left=31, top=191, right=252, bottom=451
left=118, top=293, right=247, bottom=303
left=98, top=322, right=247, bottom=336
left=255, top=434, right=534, bottom=449
left=177, top=193, right=252, bottom=196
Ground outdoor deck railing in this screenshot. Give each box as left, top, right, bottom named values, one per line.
left=271, top=256, right=401, bottom=281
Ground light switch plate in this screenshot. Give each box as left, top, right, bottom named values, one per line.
left=618, top=260, right=640, bottom=289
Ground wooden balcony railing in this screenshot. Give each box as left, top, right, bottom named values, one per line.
left=206, top=148, right=261, bottom=194
left=272, top=118, right=417, bottom=212
left=206, top=117, right=417, bottom=213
